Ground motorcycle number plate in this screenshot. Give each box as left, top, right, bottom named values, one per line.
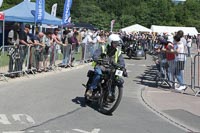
left=115, top=70, right=123, bottom=77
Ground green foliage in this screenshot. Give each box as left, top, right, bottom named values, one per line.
left=1, top=0, right=200, bottom=32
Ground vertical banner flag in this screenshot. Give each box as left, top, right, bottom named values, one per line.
left=35, top=0, right=45, bottom=22
left=51, top=3, right=57, bottom=17
left=0, top=0, right=3, bottom=7
left=110, top=20, right=115, bottom=32
left=62, top=0, right=73, bottom=25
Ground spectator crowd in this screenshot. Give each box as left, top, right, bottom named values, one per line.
left=1, top=22, right=200, bottom=88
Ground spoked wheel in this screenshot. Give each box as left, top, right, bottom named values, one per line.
left=99, top=86, right=123, bottom=115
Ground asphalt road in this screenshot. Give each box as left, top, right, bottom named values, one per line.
left=0, top=55, right=185, bottom=133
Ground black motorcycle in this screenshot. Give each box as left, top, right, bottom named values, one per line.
left=83, top=59, right=126, bottom=115
left=126, top=41, right=147, bottom=60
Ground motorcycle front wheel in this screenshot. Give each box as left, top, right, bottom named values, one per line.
left=99, top=86, right=123, bottom=115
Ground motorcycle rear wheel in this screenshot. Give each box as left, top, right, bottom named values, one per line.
left=99, top=86, right=123, bottom=115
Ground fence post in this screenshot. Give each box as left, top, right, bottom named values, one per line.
left=0, top=46, right=8, bottom=82
left=194, top=54, right=200, bottom=96
left=190, top=55, right=196, bottom=94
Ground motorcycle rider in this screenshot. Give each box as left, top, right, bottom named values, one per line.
left=86, top=33, right=128, bottom=99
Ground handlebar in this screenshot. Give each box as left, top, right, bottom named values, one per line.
left=96, top=59, right=124, bottom=69
left=96, top=58, right=128, bottom=77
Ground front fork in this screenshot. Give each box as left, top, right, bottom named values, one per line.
left=107, top=79, right=113, bottom=96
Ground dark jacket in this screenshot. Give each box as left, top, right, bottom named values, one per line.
left=92, top=45, right=125, bottom=68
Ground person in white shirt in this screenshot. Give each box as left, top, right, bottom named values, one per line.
left=81, top=31, right=94, bottom=62
left=174, top=34, right=186, bottom=91
left=186, top=35, right=192, bottom=57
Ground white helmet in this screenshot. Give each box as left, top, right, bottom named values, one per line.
left=108, top=34, right=122, bottom=46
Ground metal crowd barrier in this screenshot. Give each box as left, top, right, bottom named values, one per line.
left=0, top=45, right=36, bottom=81
left=155, top=52, right=200, bottom=96
left=83, top=43, right=100, bottom=62
left=193, top=54, right=200, bottom=96
left=0, top=42, right=98, bottom=82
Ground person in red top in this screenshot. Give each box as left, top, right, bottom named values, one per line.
left=163, top=35, right=176, bottom=88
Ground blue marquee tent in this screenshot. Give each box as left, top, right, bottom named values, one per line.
left=2, top=1, right=62, bottom=25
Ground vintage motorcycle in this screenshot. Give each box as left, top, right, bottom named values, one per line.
left=126, top=41, right=147, bottom=60
left=83, top=59, right=126, bottom=115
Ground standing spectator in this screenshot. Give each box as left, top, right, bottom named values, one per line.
left=165, top=35, right=175, bottom=87
left=81, top=31, right=94, bottom=62
left=43, top=31, right=53, bottom=72
left=61, top=29, right=71, bottom=67
left=177, top=30, right=187, bottom=53
left=19, top=24, right=33, bottom=71
left=158, top=36, right=168, bottom=79
left=80, top=28, right=87, bottom=40
left=68, top=31, right=79, bottom=66
left=33, top=32, right=45, bottom=72
left=7, top=23, right=20, bottom=77
left=28, top=33, right=37, bottom=71
left=76, top=28, right=82, bottom=53
left=93, top=31, right=105, bottom=49
left=176, top=30, right=187, bottom=85
left=174, top=35, right=186, bottom=91
left=49, top=28, right=63, bottom=68
left=186, top=35, right=192, bottom=57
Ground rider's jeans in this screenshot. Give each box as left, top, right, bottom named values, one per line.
left=89, top=66, right=102, bottom=90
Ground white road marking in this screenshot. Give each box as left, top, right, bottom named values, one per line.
left=73, top=128, right=100, bottom=133
left=2, top=130, right=71, bottom=133
left=127, top=63, right=146, bottom=67
left=0, top=114, right=35, bottom=125
left=0, top=114, right=11, bottom=125
left=12, top=114, right=35, bottom=124
left=2, top=131, right=25, bottom=133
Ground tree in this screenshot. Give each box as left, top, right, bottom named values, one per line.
left=1, top=0, right=200, bottom=31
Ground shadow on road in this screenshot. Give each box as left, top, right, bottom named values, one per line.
left=71, top=97, right=99, bottom=112
left=71, top=97, right=113, bottom=116
left=72, top=97, right=87, bottom=107
left=134, top=65, right=171, bottom=90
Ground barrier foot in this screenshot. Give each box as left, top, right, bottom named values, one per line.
left=0, top=74, right=8, bottom=82
left=195, top=90, right=200, bottom=96
left=23, top=70, right=29, bottom=78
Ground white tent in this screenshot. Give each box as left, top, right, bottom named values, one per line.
left=121, top=24, right=152, bottom=33
left=151, top=25, right=198, bottom=36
